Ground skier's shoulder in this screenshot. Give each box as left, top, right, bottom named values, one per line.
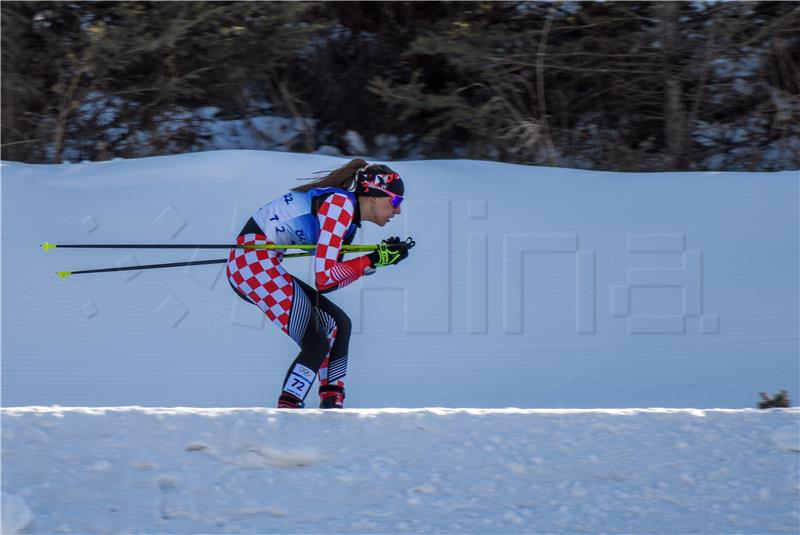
left=308, top=187, right=356, bottom=214
left=308, top=186, right=355, bottom=202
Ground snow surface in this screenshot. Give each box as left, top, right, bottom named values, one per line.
left=1, top=150, right=799, bottom=533
left=2, top=407, right=799, bottom=534
left=2, top=150, right=797, bottom=408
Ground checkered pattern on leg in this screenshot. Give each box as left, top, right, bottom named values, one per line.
left=227, top=234, right=294, bottom=334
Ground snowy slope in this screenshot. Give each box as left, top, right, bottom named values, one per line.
left=2, top=407, right=799, bottom=534
left=1, top=152, right=798, bottom=534
left=1, top=150, right=798, bottom=408
left=2, top=151, right=800, bottom=408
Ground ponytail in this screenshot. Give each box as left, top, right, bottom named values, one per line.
left=292, top=158, right=369, bottom=193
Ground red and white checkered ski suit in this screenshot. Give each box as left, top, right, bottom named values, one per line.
left=226, top=188, right=371, bottom=406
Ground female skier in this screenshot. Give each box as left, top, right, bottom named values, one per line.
left=227, top=159, right=414, bottom=409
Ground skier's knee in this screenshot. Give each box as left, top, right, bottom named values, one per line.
left=300, top=330, right=329, bottom=370
left=334, top=313, right=351, bottom=341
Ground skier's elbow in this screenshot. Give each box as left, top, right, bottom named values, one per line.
left=315, top=273, right=334, bottom=292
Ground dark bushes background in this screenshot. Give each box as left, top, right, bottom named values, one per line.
left=2, top=1, right=798, bottom=170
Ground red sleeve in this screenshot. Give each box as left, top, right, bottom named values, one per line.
left=315, top=193, right=372, bottom=292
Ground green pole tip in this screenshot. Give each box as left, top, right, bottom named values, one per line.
left=56, top=271, right=71, bottom=279
left=41, top=242, right=57, bottom=252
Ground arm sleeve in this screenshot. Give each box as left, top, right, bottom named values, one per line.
left=315, top=193, right=373, bottom=292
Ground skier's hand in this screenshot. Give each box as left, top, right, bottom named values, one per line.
left=368, top=236, right=415, bottom=267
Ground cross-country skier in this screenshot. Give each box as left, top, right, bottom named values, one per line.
left=227, top=159, right=414, bottom=409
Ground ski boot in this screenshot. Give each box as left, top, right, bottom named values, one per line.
left=319, top=384, right=345, bottom=409
left=277, top=392, right=305, bottom=409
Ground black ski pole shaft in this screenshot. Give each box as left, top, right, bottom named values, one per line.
left=42, top=242, right=391, bottom=252
left=41, top=242, right=413, bottom=252
left=57, top=258, right=228, bottom=279
left=43, top=242, right=283, bottom=251
left=55, top=252, right=314, bottom=279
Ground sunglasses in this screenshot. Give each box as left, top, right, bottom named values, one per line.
left=366, top=182, right=404, bottom=208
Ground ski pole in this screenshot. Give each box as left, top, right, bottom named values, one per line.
left=54, top=251, right=315, bottom=279
left=46, top=240, right=415, bottom=278
left=40, top=242, right=395, bottom=253
left=56, top=258, right=228, bottom=279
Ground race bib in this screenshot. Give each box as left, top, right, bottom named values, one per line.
left=284, top=363, right=315, bottom=399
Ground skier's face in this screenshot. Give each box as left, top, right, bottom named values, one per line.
left=370, top=196, right=401, bottom=226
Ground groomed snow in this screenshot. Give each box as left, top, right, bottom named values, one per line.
left=2, top=407, right=798, bottom=534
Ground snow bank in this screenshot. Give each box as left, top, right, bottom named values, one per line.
left=2, top=407, right=798, bottom=534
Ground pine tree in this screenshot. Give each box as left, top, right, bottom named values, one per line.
left=758, top=390, right=791, bottom=409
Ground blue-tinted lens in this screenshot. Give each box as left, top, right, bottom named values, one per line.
left=391, top=195, right=403, bottom=208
